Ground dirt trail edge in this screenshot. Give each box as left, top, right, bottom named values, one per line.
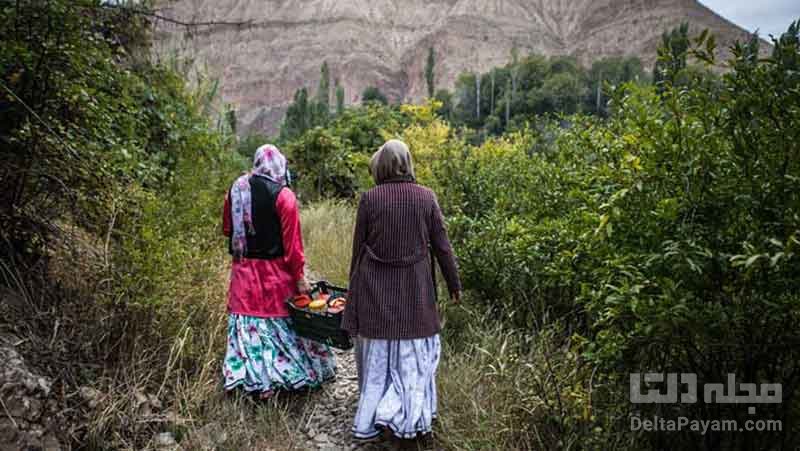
left=300, top=349, right=401, bottom=451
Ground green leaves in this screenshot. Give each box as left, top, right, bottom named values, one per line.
left=432, top=27, right=800, bottom=440
left=277, top=102, right=409, bottom=200
left=1, top=0, right=243, bottom=310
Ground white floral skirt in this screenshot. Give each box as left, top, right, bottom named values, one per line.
left=223, top=314, right=336, bottom=394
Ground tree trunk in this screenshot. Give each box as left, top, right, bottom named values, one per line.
left=505, top=79, right=511, bottom=125
left=476, top=75, right=481, bottom=121
left=490, top=71, right=495, bottom=114
left=596, top=71, right=603, bottom=113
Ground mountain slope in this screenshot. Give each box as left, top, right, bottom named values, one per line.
left=154, top=0, right=760, bottom=134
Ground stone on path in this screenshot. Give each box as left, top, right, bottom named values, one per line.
left=305, top=348, right=402, bottom=451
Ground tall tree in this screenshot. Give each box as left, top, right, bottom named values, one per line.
left=226, top=109, right=237, bottom=135
left=280, top=87, right=311, bottom=141
left=476, top=71, right=481, bottom=120
left=510, top=44, right=519, bottom=108
left=595, top=70, right=603, bottom=113
left=425, top=47, right=436, bottom=98
left=335, top=79, right=345, bottom=115
left=452, top=73, right=478, bottom=126
left=505, top=77, right=511, bottom=125
left=434, top=89, right=453, bottom=121
left=586, top=56, right=645, bottom=114
left=361, top=86, right=388, bottom=105
left=317, top=61, right=331, bottom=118
left=490, top=69, right=496, bottom=114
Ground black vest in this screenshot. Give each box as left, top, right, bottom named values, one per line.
left=228, top=177, right=286, bottom=260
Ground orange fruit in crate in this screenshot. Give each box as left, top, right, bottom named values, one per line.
left=293, top=294, right=312, bottom=308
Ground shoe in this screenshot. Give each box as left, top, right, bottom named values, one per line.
left=353, top=432, right=382, bottom=443
left=418, top=432, right=436, bottom=450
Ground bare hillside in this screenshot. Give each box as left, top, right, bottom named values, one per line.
left=153, top=0, right=760, bottom=134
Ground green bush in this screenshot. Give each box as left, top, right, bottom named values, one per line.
left=1, top=2, right=250, bottom=447
left=439, top=24, right=800, bottom=448
left=282, top=104, right=408, bottom=199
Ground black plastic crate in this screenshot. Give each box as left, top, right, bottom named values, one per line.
left=286, top=281, right=353, bottom=350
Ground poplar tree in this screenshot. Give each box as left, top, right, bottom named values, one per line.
left=425, top=47, right=436, bottom=98
left=335, top=79, right=345, bottom=115
left=316, top=61, right=331, bottom=122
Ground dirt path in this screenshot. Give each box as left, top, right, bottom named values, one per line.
left=288, top=271, right=426, bottom=450
left=299, top=349, right=401, bottom=451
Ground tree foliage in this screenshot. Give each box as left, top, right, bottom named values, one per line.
left=653, top=22, right=691, bottom=87
left=361, top=86, right=388, bottom=105
left=283, top=103, right=408, bottom=199
left=446, top=54, right=646, bottom=135
left=432, top=23, right=800, bottom=448
left=316, top=60, right=331, bottom=119
left=1, top=3, right=245, bottom=446
left=0, top=0, right=238, bottom=264
left=425, top=47, right=436, bottom=98
left=335, top=79, right=345, bottom=115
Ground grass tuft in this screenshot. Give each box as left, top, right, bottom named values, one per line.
left=300, top=199, right=356, bottom=285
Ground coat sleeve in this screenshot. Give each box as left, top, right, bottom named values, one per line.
left=430, top=194, right=462, bottom=295
left=342, top=193, right=369, bottom=335
left=275, top=188, right=305, bottom=283
left=348, top=193, right=369, bottom=281
left=222, top=192, right=232, bottom=237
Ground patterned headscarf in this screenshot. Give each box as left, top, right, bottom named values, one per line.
left=230, top=144, right=289, bottom=259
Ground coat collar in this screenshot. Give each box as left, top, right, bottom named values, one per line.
left=379, top=175, right=416, bottom=185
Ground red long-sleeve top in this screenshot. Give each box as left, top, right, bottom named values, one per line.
left=223, top=188, right=305, bottom=318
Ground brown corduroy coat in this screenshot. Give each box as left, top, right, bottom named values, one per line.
left=342, top=180, right=461, bottom=339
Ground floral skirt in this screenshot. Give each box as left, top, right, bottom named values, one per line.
left=352, top=335, right=440, bottom=439
left=223, top=314, right=336, bottom=394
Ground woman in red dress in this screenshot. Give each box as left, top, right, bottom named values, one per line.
left=221, top=144, right=336, bottom=398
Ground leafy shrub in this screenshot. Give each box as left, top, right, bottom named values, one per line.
left=283, top=103, right=408, bottom=199
left=438, top=24, right=800, bottom=448
left=0, top=2, right=251, bottom=447
left=361, top=86, right=388, bottom=105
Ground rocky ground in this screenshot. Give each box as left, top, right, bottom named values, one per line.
left=0, top=343, right=62, bottom=451
left=299, top=349, right=427, bottom=451
left=0, top=336, right=421, bottom=451
left=150, top=347, right=428, bottom=451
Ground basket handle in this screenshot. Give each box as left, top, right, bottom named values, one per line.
left=316, top=280, right=330, bottom=292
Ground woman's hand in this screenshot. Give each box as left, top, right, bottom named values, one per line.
left=451, top=290, right=461, bottom=305
left=297, top=277, right=311, bottom=294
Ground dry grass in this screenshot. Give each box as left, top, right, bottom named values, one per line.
left=300, top=200, right=356, bottom=285
left=435, top=306, right=587, bottom=450
left=0, top=214, right=298, bottom=448
left=81, top=243, right=313, bottom=449
left=297, top=200, right=604, bottom=450
left=297, top=200, right=597, bottom=450
left=69, top=201, right=358, bottom=449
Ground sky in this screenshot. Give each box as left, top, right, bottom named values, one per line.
left=700, top=0, right=799, bottom=38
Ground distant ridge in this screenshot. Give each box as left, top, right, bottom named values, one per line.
left=154, top=0, right=763, bottom=135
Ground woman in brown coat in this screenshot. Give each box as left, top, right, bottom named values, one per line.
left=342, top=139, right=461, bottom=441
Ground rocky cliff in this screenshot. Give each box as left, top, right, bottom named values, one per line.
left=153, top=0, right=759, bottom=135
